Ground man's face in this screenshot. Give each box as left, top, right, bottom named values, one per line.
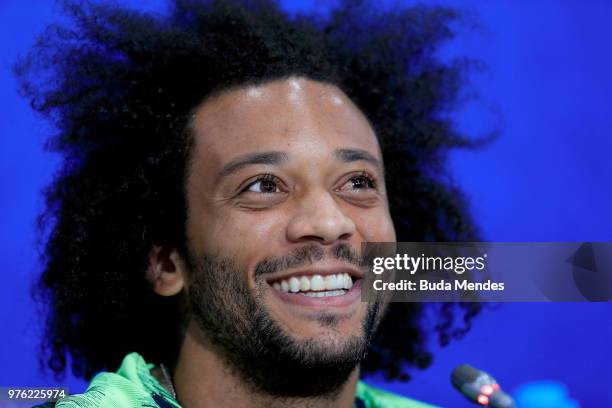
left=183, top=77, right=396, bottom=395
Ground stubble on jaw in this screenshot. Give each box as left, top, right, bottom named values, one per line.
left=183, top=243, right=386, bottom=399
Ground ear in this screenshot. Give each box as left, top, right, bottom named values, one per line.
left=146, top=246, right=187, bottom=296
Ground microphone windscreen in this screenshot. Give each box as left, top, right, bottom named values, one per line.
left=451, top=364, right=482, bottom=388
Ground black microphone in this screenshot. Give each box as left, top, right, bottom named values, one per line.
left=451, top=364, right=515, bottom=408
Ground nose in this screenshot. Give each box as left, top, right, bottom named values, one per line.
left=286, top=188, right=356, bottom=245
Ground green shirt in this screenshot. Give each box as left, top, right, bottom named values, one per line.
left=39, top=352, right=436, bottom=408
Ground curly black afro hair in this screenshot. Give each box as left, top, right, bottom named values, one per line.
left=16, top=0, right=486, bottom=382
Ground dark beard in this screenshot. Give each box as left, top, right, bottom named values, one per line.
left=185, top=243, right=382, bottom=398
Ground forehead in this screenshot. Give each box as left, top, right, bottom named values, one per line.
left=190, top=77, right=381, bottom=166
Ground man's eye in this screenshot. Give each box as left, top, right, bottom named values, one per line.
left=242, top=176, right=281, bottom=194
left=350, top=174, right=375, bottom=189
left=341, top=173, right=376, bottom=191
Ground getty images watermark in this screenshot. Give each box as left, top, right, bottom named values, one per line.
left=360, top=242, right=612, bottom=302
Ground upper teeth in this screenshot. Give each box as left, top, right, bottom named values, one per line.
left=272, top=273, right=353, bottom=293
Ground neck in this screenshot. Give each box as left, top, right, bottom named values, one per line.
left=168, top=321, right=360, bottom=408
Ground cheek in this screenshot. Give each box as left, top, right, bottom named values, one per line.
left=194, top=210, right=289, bottom=259
left=351, top=207, right=396, bottom=242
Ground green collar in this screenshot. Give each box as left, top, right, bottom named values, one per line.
left=47, top=352, right=435, bottom=408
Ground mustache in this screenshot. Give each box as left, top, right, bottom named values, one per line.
left=253, top=243, right=363, bottom=279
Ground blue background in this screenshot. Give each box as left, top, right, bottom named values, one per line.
left=1, top=1, right=611, bottom=407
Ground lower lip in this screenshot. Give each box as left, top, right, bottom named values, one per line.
left=271, top=279, right=363, bottom=308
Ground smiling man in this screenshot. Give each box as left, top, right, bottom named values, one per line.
left=19, top=0, right=481, bottom=407
left=165, top=77, right=396, bottom=407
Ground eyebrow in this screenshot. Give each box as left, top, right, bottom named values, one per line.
left=334, top=148, right=381, bottom=168
left=217, top=151, right=288, bottom=180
